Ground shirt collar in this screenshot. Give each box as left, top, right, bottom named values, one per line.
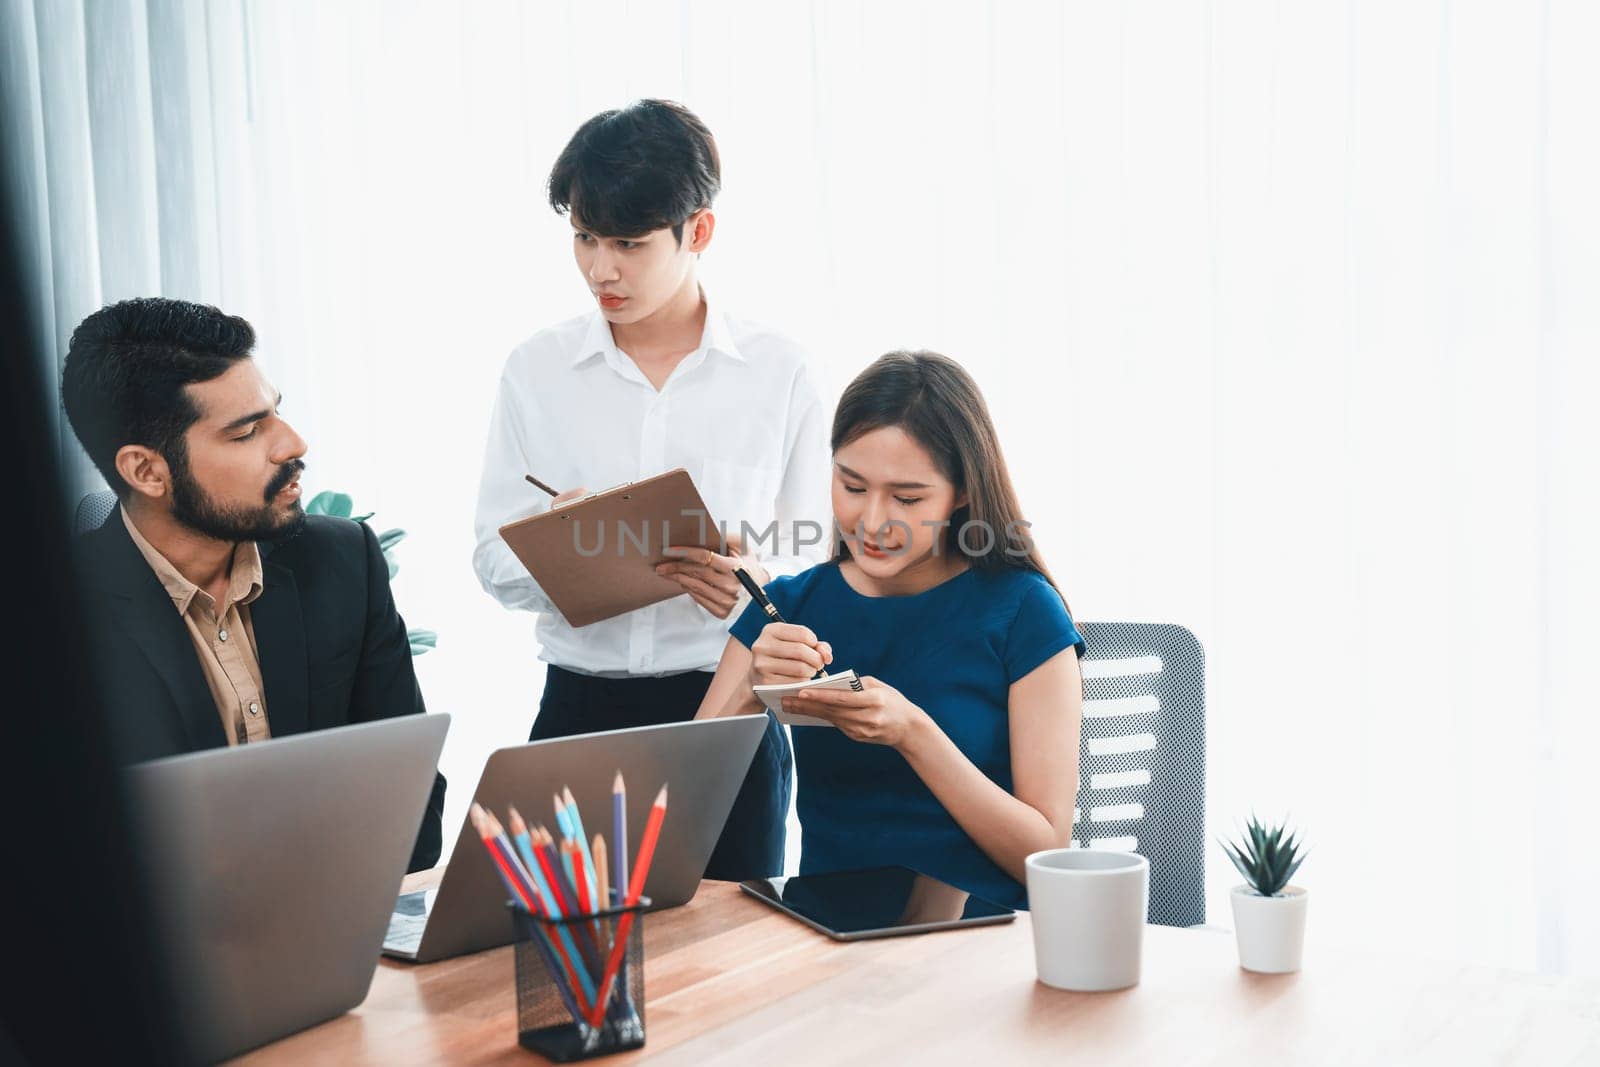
left=120, top=505, right=265, bottom=617
left=570, top=290, right=747, bottom=370
left=701, top=302, right=744, bottom=363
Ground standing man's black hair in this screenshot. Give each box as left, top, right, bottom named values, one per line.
left=547, top=99, right=721, bottom=243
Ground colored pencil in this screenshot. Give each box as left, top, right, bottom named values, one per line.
left=587, top=784, right=668, bottom=1028
left=491, top=839, right=592, bottom=1022
left=471, top=807, right=592, bottom=1022
left=539, top=829, right=584, bottom=924
left=560, top=840, right=580, bottom=902
left=489, top=810, right=598, bottom=1005
left=537, top=827, right=603, bottom=974
left=469, top=805, right=533, bottom=908
left=565, top=836, right=604, bottom=1000
left=592, top=835, right=609, bottom=911
left=626, top=785, right=668, bottom=906
left=571, top=840, right=593, bottom=915
left=563, top=786, right=602, bottom=902
left=612, top=772, right=627, bottom=907
left=511, top=810, right=606, bottom=1012
left=478, top=808, right=544, bottom=907
left=553, top=792, right=573, bottom=841
left=506, top=806, right=542, bottom=885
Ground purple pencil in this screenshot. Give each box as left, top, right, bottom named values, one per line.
left=612, top=771, right=628, bottom=906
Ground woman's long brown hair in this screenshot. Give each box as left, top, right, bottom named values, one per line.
left=831, top=350, right=1069, bottom=609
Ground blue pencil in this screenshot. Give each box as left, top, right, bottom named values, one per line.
left=539, top=827, right=604, bottom=976
left=507, top=808, right=597, bottom=1007
left=471, top=806, right=591, bottom=1025
left=562, top=786, right=602, bottom=906
left=553, top=791, right=573, bottom=841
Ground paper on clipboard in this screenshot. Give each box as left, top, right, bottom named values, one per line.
left=753, top=670, right=864, bottom=727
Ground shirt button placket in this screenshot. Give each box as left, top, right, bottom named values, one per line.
left=632, top=395, right=669, bottom=674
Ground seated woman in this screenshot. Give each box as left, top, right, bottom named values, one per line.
left=691, top=350, right=1084, bottom=909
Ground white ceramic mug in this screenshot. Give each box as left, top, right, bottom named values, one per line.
left=1025, top=848, right=1149, bottom=991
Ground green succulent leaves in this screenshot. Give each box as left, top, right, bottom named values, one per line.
left=1220, top=815, right=1306, bottom=897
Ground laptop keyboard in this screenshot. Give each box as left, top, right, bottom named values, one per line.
left=383, top=889, right=432, bottom=952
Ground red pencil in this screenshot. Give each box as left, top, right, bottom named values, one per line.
left=571, top=840, right=592, bottom=914
left=625, top=784, right=668, bottom=906
left=472, top=806, right=593, bottom=1020
left=470, top=805, right=536, bottom=911
left=533, top=828, right=576, bottom=916
left=537, top=828, right=603, bottom=971
left=587, top=784, right=667, bottom=1028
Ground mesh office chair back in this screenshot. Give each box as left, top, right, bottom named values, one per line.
left=1074, top=621, right=1206, bottom=927
left=74, top=489, right=117, bottom=535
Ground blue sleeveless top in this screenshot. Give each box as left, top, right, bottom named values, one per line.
left=730, top=561, right=1083, bottom=909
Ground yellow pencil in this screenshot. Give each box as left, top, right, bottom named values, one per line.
left=593, top=834, right=610, bottom=909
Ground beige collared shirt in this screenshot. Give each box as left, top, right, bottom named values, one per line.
left=121, top=507, right=271, bottom=745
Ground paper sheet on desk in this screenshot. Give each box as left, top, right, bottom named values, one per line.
left=753, top=671, right=863, bottom=727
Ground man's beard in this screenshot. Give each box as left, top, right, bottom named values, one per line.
left=169, top=453, right=306, bottom=544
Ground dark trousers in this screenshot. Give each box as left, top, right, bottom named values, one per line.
left=531, top=664, right=791, bottom=881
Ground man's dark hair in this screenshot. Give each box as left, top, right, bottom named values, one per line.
left=548, top=99, right=721, bottom=243
left=60, top=297, right=256, bottom=498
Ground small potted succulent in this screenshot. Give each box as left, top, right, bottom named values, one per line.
left=1221, top=815, right=1308, bottom=973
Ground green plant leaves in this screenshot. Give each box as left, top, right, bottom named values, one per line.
left=407, top=628, right=437, bottom=655
left=1220, top=839, right=1257, bottom=883
left=378, top=527, right=406, bottom=579
left=305, top=491, right=351, bottom=518
left=1220, top=815, right=1307, bottom=897
left=305, top=491, right=370, bottom=523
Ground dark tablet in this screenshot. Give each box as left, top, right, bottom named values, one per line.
left=739, top=866, right=1016, bottom=941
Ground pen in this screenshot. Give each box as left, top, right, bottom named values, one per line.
left=733, top=566, right=824, bottom=680
left=524, top=473, right=559, bottom=496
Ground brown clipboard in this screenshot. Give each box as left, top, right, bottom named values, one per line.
left=497, top=467, right=727, bottom=628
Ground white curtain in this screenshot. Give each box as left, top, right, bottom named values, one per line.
left=9, top=0, right=1598, bottom=977
left=1, top=0, right=254, bottom=494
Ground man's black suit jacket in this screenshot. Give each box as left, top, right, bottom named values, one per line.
left=76, top=511, right=446, bottom=871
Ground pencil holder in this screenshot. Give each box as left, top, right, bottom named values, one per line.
left=508, top=898, right=649, bottom=1062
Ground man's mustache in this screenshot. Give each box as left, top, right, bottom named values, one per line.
left=265, top=459, right=306, bottom=502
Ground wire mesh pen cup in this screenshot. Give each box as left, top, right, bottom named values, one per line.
left=509, top=898, right=649, bottom=1062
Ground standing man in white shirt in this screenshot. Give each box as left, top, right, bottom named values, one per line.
left=473, top=100, right=831, bottom=880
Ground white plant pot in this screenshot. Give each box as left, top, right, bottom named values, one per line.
left=1229, top=885, right=1308, bottom=973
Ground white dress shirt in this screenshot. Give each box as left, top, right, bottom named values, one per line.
left=473, top=298, right=832, bottom=675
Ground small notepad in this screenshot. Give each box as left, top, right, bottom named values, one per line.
left=753, top=671, right=864, bottom=727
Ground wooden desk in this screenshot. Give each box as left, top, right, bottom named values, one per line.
left=237, top=874, right=1600, bottom=1065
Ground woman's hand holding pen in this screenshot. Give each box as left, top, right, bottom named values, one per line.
left=655, top=531, right=770, bottom=619
left=782, top=676, right=930, bottom=750
left=749, top=623, right=832, bottom=687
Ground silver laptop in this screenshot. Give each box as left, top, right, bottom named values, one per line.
left=126, top=714, right=450, bottom=1064
left=384, top=714, right=767, bottom=963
